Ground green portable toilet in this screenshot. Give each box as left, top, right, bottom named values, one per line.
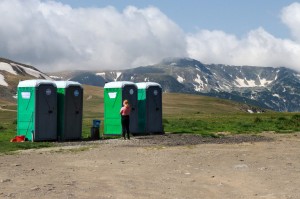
left=104, top=81, right=138, bottom=135
left=135, top=82, right=163, bottom=134
left=17, top=80, right=57, bottom=141
left=55, top=81, right=83, bottom=141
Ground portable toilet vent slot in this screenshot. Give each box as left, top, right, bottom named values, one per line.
left=108, top=92, right=117, bottom=99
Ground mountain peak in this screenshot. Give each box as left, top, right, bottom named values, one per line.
left=159, top=57, right=204, bottom=67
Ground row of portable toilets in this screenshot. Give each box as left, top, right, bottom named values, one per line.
left=17, top=80, right=163, bottom=141
left=103, top=81, right=163, bottom=136
left=17, top=80, right=83, bottom=141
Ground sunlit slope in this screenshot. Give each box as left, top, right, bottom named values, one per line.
left=82, top=85, right=250, bottom=119
left=0, top=84, right=263, bottom=122
left=162, top=92, right=248, bottom=116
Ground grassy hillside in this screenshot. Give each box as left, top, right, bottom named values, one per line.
left=1, top=85, right=300, bottom=153
left=81, top=86, right=249, bottom=136
left=163, top=92, right=247, bottom=116
left=162, top=92, right=300, bottom=136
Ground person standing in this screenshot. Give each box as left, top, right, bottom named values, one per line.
left=120, top=99, right=131, bottom=139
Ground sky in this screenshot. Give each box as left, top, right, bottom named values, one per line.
left=0, top=0, right=299, bottom=72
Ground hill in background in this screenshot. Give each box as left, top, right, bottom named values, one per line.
left=50, top=58, right=300, bottom=112
left=0, top=58, right=51, bottom=101
left=82, top=85, right=266, bottom=123
left=1, top=57, right=300, bottom=112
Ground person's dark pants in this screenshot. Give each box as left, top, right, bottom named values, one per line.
left=121, top=115, right=130, bottom=139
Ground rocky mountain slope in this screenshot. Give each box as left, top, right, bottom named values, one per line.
left=50, top=58, right=300, bottom=112
left=2, top=57, right=300, bottom=112
left=0, top=58, right=51, bottom=100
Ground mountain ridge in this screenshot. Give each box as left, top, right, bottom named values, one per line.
left=1, top=57, right=300, bottom=112
left=50, top=57, right=300, bottom=112
left=0, top=57, right=51, bottom=100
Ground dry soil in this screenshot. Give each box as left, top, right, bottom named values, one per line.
left=0, top=133, right=300, bottom=199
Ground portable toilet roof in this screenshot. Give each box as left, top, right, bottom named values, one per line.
left=104, top=81, right=135, bottom=88
left=136, top=82, right=162, bottom=89
left=18, top=79, right=55, bottom=87
left=55, top=81, right=82, bottom=88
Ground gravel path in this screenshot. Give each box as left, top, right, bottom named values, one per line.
left=1, top=133, right=299, bottom=199
left=54, top=133, right=274, bottom=148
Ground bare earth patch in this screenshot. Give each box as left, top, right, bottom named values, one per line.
left=1, top=133, right=300, bottom=199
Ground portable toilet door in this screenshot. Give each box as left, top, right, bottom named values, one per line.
left=55, top=81, right=83, bottom=141
left=136, top=82, right=163, bottom=134
left=104, top=81, right=138, bottom=135
left=122, top=82, right=138, bottom=133
left=17, top=80, right=57, bottom=141
left=135, top=83, right=147, bottom=134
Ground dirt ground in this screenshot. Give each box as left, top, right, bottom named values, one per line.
left=0, top=133, right=300, bottom=199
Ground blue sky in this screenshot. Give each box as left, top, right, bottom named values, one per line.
left=0, top=0, right=300, bottom=71
left=52, top=0, right=294, bottom=38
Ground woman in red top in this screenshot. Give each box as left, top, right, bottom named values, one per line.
left=120, top=99, right=131, bottom=139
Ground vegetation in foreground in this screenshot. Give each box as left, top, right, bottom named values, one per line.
left=0, top=111, right=52, bottom=154
left=1, top=85, right=300, bottom=154
left=163, top=113, right=300, bottom=137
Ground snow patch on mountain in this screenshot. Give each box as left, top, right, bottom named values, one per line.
left=177, top=75, right=185, bottom=83
left=219, top=84, right=231, bottom=91
left=0, top=62, right=17, bottom=75
left=97, top=71, right=122, bottom=81
left=234, top=77, right=256, bottom=87
left=258, top=76, right=273, bottom=86
left=194, top=74, right=204, bottom=91
left=202, top=75, right=208, bottom=84
left=96, top=72, right=105, bottom=77
left=115, top=72, right=122, bottom=81
left=10, top=62, right=51, bottom=80
left=50, top=75, right=63, bottom=79
left=0, top=74, right=8, bottom=86
left=295, top=74, right=300, bottom=80
left=21, top=66, right=45, bottom=78
left=234, top=76, right=273, bottom=88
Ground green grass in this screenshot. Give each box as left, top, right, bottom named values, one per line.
left=1, top=85, right=300, bottom=154
left=0, top=115, right=53, bottom=154
left=163, top=113, right=300, bottom=136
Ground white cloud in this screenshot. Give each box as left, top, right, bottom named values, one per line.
left=0, top=0, right=187, bottom=71
left=187, top=2, right=300, bottom=71
left=186, top=30, right=239, bottom=65
left=187, top=27, right=300, bottom=71
left=281, top=2, right=300, bottom=42
left=0, top=0, right=299, bottom=72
